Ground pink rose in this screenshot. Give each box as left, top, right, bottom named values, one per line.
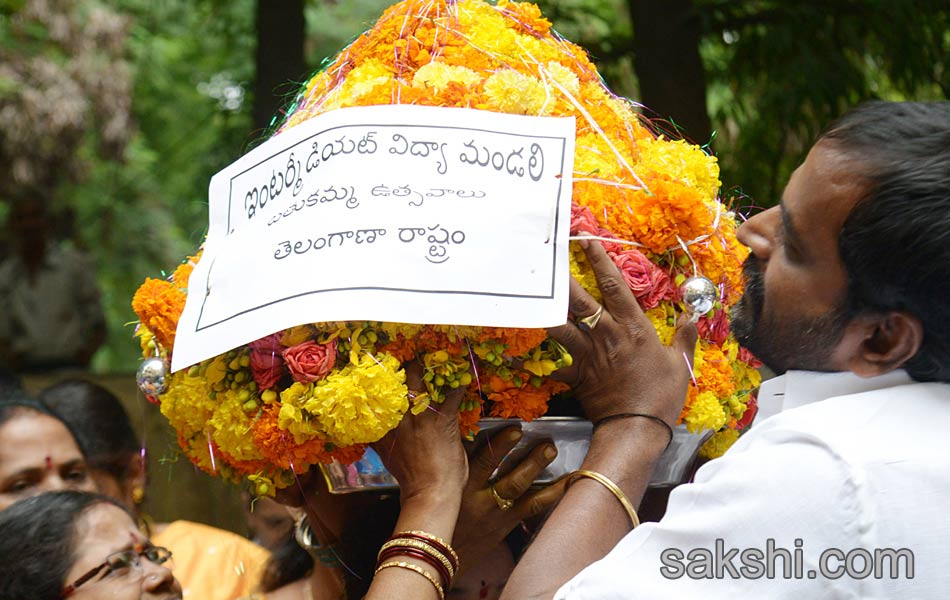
left=570, top=204, right=600, bottom=237
left=611, top=249, right=674, bottom=310
left=570, top=204, right=624, bottom=253
left=282, top=339, right=338, bottom=383
left=250, top=349, right=285, bottom=390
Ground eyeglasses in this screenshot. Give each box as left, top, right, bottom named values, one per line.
left=61, top=543, right=172, bottom=598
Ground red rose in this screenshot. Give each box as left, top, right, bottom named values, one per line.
left=249, top=333, right=285, bottom=390
left=738, top=346, right=763, bottom=369
left=735, top=394, right=758, bottom=429
left=611, top=249, right=674, bottom=310
left=282, top=339, right=338, bottom=383
left=250, top=349, right=284, bottom=390
left=696, top=309, right=730, bottom=346
left=249, top=332, right=283, bottom=354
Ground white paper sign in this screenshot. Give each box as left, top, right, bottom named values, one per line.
left=172, top=105, right=575, bottom=371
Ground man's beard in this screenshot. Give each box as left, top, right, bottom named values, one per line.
left=731, top=255, right=849, bottom=375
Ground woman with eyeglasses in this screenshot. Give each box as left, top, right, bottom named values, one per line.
left=0, top=490, right=182, bottom=600
left=0, top=389, right=98, bottom=510
left=38, top=378, right=270, bottom=600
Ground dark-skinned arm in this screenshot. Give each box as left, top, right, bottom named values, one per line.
left=501, top=238, right=697, bottom=600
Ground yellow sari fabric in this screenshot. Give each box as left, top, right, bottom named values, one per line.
left=153, top=520, right=270, bottom=600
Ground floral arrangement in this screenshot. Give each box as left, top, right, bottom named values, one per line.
left=133, top=0, right=760, bottom=495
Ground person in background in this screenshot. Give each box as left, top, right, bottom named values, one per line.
left=245, top=494, right=296, bottom=551
left=0, top=389, right=97, bottom=510
left=40, top=378, right=270, bottom=600
left=0, top=490, right=181, bottom=600
left=265, top=362, right=566, bottom=600
left=0, top=199, right=105, bottom=373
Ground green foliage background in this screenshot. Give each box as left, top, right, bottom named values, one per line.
left=1, top=0, right=946, bottom=373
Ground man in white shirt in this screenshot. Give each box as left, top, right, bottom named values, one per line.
left=502, top=101, right=950, bottom=598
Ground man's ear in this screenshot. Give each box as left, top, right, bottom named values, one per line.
left=838, top=311, right=923, bottom=377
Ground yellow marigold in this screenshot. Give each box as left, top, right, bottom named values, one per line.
left=638, top=137, right=721, bottom=202
left=569, top=244, right=602, bottom=302
left=482, top=69, right=548, bottom=115
left=209, top=389, right=265, bottom=463
left=733, top=360, right=762, bottom=392
left=684, top=390, right=727, bottom=433
left=698, top=428, right=740, bottom=459
left=136, top=325, right=156, bottom=357
left=277, top=382, right=318, bottom=443
left=160, top=371, right=216, bottom=440
left=412, top=61, right=481, bottom=91
left=543, top=61, right=580, bottom=97
left=303, top=353, right=408, bottom=446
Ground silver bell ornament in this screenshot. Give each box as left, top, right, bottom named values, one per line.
left=680, top=275, right=718, bottom=317
left=136, top=357, right=169, bottom=397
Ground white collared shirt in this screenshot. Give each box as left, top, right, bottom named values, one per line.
left=555, top=370, right=950, bottom=599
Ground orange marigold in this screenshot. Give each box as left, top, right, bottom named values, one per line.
left=252, top=405, right=366, bottom=471
left=489, top=378, right=569, bottom=421
left=132, top=278, right=186, bottom=350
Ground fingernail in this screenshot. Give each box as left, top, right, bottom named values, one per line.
left=544, top=445, right=557, bottom=460
left=508, top=429, right=523, bottom=442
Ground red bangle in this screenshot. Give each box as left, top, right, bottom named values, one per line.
left=378, top=547, right=451, bottom=587
left=387, top=531, right=459, bottom=572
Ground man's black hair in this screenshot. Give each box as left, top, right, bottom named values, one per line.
left=0, top=491, right=133, bottom=600
left=822, top=100, right=950, bottom=382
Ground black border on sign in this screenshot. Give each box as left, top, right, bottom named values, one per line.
left=194, top=122, right=569, bottom=333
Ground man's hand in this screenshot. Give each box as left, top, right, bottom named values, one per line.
left=453, top=425, right=565, bottom=576
left=548, top=237, right=697, bottom=427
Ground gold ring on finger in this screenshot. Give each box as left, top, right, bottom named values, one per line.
left=489, top=484, right=514, bottom=511
left=576, top=305, right=604, bottom=332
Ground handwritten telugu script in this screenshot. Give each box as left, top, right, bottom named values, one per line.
left=171, top=105, right=575, bottom=372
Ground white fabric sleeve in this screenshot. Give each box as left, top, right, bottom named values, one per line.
left=554, top=429, right=869, bottom=600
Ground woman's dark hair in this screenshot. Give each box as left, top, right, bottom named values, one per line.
left=0, top=491, right=133, bottom=600
left=39, top=379, right=140, bottom=480
left=260, top=531, right=315, bottom=592
left=0, top=387, right=57, bottom=428
left=822, top=101, right=950, bottom=382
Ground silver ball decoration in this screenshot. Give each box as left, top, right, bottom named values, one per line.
left=680, top=275, right=718, bottom=316
left=136, top=357, right=169, bottom=397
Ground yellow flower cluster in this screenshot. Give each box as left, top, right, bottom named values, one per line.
left=133, top=0, right=760, bottom=491
left=284, top=353, right=408, bottom=447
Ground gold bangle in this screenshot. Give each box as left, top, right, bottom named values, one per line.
left=394, top=530, right=460, bottom=570
left=375, top=560, right=445, bottom=600
left=378, top=538, right=455, bottom=579
left=566, top=469, right=640, bottom=529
